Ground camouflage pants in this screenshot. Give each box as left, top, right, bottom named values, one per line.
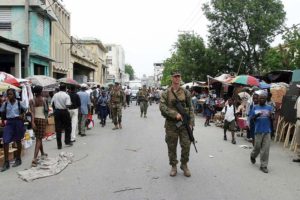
left=140, top=101, right=148, bottom=115
left=165, top=125, right=191, bottom=166
left=111, top=105, right=122, bottom=125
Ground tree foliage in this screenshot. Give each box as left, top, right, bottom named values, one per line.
left=125, top=64, right=135, bottom=80
left=262, top=26, right=300, bottom=72
left=161, top=33, right=219, bottom=86
left=203, top=0, right=286, bottom=74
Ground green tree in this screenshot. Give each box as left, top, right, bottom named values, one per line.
left=161, top=33, right=218, bottom=86
left=203, top=0, right=286, bottom=74
left=125, top=64, right=135, bottom=80
left=262, top=26, right=300, bottom=72
left=262, top=47, right=283, bottom=73
left=282, top=26, right=300, bottom=69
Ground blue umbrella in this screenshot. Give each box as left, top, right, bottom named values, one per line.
left=259, top=81, right=270, bottom=89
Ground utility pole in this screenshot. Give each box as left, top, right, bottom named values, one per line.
left=24, top=0, right=30, bottom=77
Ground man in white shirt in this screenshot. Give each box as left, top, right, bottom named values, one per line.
left=293, top=84, right=300, bottom=162
left=51, top=84, right=72, bottom=149
left=222, top=98, right=237, bottom=144
left=124, top=86, right=132, bottom=106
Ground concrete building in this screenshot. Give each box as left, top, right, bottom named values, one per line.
left=141, top=74, right=155, bottom=87
left=0, top=0, right=57, bottom=77
left=123, top=73, right=130, bottom=86
left=154, top=63, right=164, bottom=87
left=78, top=38, right=108, bottom=84
left=71, top=37, right=98, bottom=83
left=0, top=36, right=28, bottom=78
left=49, top=0, right=71, bottom=79
left=105, top=44, right=125, bottom=84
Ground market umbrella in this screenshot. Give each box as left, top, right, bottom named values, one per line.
left=0, top=82, right=21, bottom=92
left=0, top=71, right=20, bottom=87
left=259, top=81, right=271, bottom=89
left=231, top=75, right=259, bottom=86
left=182, top=82, right=199, bottom=88
left=26, top=75, right=58, bottom=91
left=58, top=78, right=79, bottom=86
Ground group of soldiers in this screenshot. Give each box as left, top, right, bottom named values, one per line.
left=105, top=83, right=151, bottom=129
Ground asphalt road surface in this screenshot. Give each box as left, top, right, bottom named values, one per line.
left=1, top=102, right=300, bottom=200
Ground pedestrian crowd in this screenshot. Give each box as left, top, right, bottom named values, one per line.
left=1, top=73, right=299, bottom=178
left=189, top=84, right=300, bottom=174
left=0, top=82, right=135, bottom=172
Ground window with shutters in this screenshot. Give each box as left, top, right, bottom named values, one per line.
left=37, top=14, right=44, bottom=36
left=106, top=58, right=112, bottom=65
left=0, top=7, right=12, bottom=31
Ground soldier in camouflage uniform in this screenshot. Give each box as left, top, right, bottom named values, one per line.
left=109, top=82, right=126, bottom=130
left=138, top=85, right=149, bottom=118
left=159, top=70, right=195, bottom=177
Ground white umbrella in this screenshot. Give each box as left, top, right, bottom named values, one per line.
left=26, top=75, right=58, bottom=91
left=182, top=82, right=199, bottom=88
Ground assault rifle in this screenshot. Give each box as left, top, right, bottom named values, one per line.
left=171, top=90, right=198, bottom=153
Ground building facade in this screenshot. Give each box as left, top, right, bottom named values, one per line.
left=49, top=0, right=71, bottom=79
left=105, top=44, right=125, bottom=84
left=71, top=37, right=98, bottom=83
left=79, top=38, right=108, bottom=84
left=0, top=0, right=56, bottom=77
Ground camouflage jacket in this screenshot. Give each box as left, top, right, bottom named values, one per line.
left=159, top=87, right=195, bottom=127
left=109, top=90, right=125, bottom=107
left=137, top=90, right=149, bottom=102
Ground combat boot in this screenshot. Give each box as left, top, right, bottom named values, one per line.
left=169, top=165, right=177, bottom=177
left=180, top=164, right=191, bottom=177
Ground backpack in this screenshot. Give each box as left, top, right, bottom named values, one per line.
left=1, top=101, right=25, bottom=120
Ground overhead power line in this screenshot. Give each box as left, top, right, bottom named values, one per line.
left=180, top=0, right=203, bottom=30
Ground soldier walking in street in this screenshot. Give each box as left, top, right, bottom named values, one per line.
left=159, top=70, right=195, bottom=177
left=138, top=85, right=149, bottom=118
left=109, top=82, right=126, bottom=130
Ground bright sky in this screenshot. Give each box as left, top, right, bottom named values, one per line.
left=62, top=0, right=300, bottom=78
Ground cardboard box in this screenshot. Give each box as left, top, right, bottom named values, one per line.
left=47, top=117, right=55, bottom=125
left=45, top=124, right=55, bottom=134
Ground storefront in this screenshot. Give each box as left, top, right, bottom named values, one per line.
left=0, top=36, right=28, bottom=78
left=73, top=62, right=96, bottom=83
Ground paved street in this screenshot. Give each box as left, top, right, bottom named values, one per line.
left=1, top=103, right=300, bottom=200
